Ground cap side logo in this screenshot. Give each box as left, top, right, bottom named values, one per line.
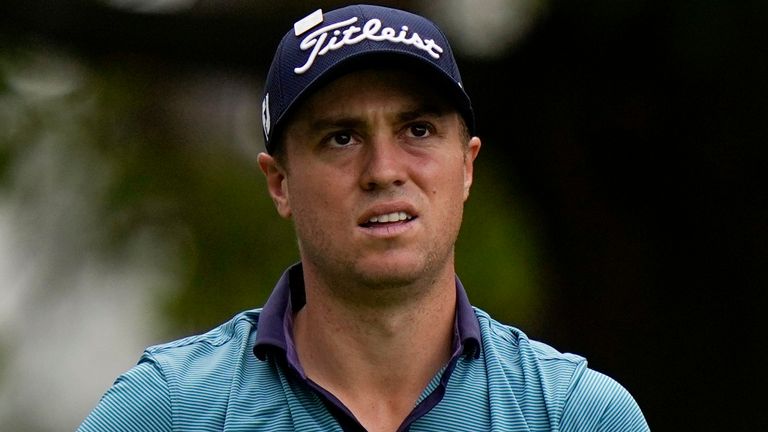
left=294, top=15, right=444, bottom=75
left=261, top=93, right=271, bottom=138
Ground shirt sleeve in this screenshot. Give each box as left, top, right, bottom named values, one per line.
left=561, top=368, right=650, bottom=432
left=77, top=359, right=172, bottom=432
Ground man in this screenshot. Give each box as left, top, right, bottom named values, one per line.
left=79, top=4, right=649, bottom=431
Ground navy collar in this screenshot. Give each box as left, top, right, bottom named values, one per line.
left=253, top=263, right=481, bottom=363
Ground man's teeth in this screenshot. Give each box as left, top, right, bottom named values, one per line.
left=368, top=212, right=412, bottom=223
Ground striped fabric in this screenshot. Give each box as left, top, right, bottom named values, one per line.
left=78, top=307, right=648, bottom=431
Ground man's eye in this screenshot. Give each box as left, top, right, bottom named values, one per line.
left=329, top=132, right=353, bottom=146
left=407, top=124, right=431, bottom=138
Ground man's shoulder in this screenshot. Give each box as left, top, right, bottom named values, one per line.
left=473, top=307, right=586, bottom=368
left=141, top=309, right=263, bottom=372
left=472, top=307, right=588, bottom=406
left=78, top=309, right=286, bottom=431
left=472, top=308, right=649, bottom=430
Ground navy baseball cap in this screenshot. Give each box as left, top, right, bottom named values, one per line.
left=261, top=4, right=475, bottom=154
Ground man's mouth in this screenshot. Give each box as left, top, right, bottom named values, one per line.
left=360, top=211, right=415, bottom=228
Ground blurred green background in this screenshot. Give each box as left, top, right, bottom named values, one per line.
left=0, top=0, right=765, bottom=431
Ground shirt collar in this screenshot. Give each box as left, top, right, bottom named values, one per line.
left=253, top=262, right=481, bottom=362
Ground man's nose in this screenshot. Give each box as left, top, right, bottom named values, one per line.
left=359, top=136, right=407, bottom=191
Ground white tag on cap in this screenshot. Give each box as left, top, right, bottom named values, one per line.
left=294, top=9, right=324, bottom=36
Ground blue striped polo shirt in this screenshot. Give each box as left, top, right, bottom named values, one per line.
left=79, top=264, right=649, bottom=431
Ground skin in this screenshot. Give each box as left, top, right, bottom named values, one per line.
left=258, top=68, right=481, bottom=432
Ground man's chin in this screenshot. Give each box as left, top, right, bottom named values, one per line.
left=351, top=259, right=434, bottom=290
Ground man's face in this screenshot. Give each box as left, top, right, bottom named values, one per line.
left=260, top=68, right=480, bottom=290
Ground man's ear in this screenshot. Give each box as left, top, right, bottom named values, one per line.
left=463, top=137, right=482, bottom=201
left=257, top=152, right=291, bottom=219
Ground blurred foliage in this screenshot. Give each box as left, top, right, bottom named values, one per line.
left=457, top=157, right=543, bottom=329
left=93, top=62, right=301, bottom=334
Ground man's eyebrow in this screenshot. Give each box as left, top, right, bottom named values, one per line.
left=397, top=105, right=450, bottom=122
left=308, top=117, right=365, bottom=131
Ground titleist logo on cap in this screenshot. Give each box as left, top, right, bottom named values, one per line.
left=293, top=9, right=444, bottom=75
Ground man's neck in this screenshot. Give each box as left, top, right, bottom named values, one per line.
left=292, top=265, right=457, bottom=432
